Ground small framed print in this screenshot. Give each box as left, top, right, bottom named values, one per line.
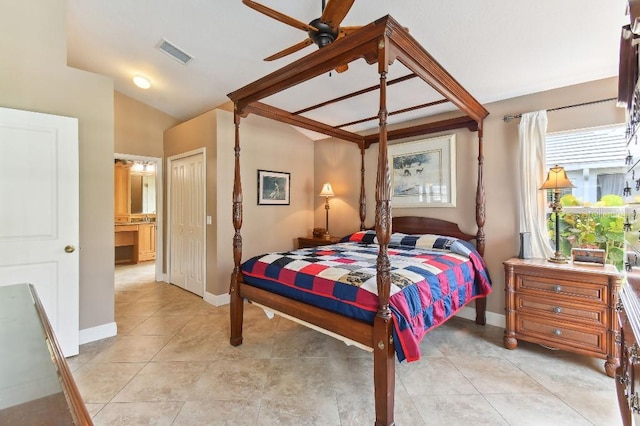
left=257, top=169, right=290, bottom=205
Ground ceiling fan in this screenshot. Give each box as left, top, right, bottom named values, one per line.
left=242, top=0, right=360, bottom=73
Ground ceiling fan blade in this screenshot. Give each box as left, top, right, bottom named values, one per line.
left=321, top=0, right=355, bottom=28
left=340, top=26, right=361, bottom=32
left=264, top=38, right=314, bottom=61
left=243, top=0, right=318, bottom=32
left=337, top=25, right=361, bottom=39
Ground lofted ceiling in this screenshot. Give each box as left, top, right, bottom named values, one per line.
left=67, top=0, right=629, bottom=139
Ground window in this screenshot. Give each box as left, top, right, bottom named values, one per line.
left=546, top=125, right=626, bottom=204
left=544, top=125, right=627, bottom=270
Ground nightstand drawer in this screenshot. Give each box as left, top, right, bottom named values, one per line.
left=516, top=294, right=606, bottom=327
left=516, top=274, right=607, bottom=304
left=516, top=315, right=606, bottom=355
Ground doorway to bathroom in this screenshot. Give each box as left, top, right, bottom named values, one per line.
left=114, top=153, right=163, bottom=282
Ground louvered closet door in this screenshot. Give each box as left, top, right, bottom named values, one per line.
left=169, top=152, right=204, bottom=297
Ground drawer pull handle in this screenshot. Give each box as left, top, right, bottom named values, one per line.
left=632, top=344, right=640, bottom=363
left=632, top=393, right=640, bottom=413
left=553, top=307, right=562, bottom=314
left=553, top=285, right=562, bottom=292
left=553, top=329, right=562, bottom=336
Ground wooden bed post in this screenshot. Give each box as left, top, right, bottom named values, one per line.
left=230, top=107, right=244, bottom=346
left=373, top=37, right=395, bottom=426
left=360, top=141, right=366, bottom=230
left=475, top=120, right=487, bottom=325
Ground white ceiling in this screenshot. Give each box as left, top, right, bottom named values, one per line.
left=67, top=0, right=629, bottom=136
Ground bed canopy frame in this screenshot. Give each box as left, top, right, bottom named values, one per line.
left=227, top=15, right=489, bottom=426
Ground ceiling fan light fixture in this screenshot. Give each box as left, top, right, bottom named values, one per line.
left=133, top=75, right=151, bottom=89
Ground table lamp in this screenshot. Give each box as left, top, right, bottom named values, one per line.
left=539, top=165, right=575, bottom=263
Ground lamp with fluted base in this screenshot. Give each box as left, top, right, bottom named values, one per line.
left=319, top=182, right=334, bottom=239
left=539, top=165, right=575, bottom=263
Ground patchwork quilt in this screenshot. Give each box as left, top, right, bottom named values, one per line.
left=240, top=230, right=492, bottom=362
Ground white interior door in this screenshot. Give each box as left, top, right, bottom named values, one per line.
left=169, top=152, right=205, bottom=297
left=0, top=107, right=79, bottom=357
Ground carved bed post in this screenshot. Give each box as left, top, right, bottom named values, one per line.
left=373, top=37, right=395, bottom=426
left=230, top=106, right=244, bottom=346
left=360, top=141, right=366, bottom=230
left=475, top=120, right=487, bottom=325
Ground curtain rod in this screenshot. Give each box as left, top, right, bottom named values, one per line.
left=502, top=97, right=617, bottom=122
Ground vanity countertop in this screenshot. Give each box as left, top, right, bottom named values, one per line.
left=115, top=221, right=155, bottom=228
left=115, top=220, right=155, bottom=225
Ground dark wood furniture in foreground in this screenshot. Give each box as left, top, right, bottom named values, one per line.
left=0, top=284, right=92, bottom=425
left=297, top=235, right=341, bottom=248
left=617, top=3, right=640, bottom=424
left=227, top=15, right=489, bottom=426
left=616, top=275, right=640, bottom=425
left=503, top=258, right=622, bottom=377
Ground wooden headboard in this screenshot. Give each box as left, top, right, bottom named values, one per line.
left=391, top=216, right=476, bottom=242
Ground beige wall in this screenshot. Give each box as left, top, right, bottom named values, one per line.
left=1, top=0, right=116, bottom=331
left=115, top=91, right=179, bottom=157
left=164, top=108, right=315, bottom=296
left=164, top=109, right=218, bottom=289
left=215, top=111, right=315, bottom=295
left=315, top=77, right=624, bottom=318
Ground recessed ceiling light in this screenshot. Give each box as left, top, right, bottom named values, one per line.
left=133, top=75, right=151, bottom=89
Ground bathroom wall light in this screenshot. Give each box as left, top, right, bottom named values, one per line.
left=133, top=75, right=151, bottom=89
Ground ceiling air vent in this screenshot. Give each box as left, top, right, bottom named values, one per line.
left=156, top=38, right=194, bottom=65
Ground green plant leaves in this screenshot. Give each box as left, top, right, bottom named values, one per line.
left=549, top=210, right=625, bottom=271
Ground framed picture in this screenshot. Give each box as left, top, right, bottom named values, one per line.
left=388, top=134, right=456, bottom=208
left=257, top=169, right=290, bottom=205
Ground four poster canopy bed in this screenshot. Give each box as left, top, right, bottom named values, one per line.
left=227, top=15, right=491, bottom=426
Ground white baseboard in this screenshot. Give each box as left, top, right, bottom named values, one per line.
left=455, top=305, right=505, bottom=328
left=204, top=291, right=230, bottom=307
left=79, top=321, right=117, bottom=345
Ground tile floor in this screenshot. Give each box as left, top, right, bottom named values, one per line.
left=69, top=262, right=622, bottom=425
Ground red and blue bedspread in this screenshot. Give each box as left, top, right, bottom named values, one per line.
left=240, top=230, right=492, bottom=362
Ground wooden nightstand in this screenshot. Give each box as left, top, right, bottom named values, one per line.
left=297, top=236, right=341, bottom=248
left=503, top=257, right=622, bottom=377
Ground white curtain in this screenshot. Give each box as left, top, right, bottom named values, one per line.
left=598, top=173, right=624, bottom=198
left=518, top=111, right=554, bottom=259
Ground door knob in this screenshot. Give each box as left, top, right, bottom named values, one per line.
left=64, top=245, right=76, bottom=253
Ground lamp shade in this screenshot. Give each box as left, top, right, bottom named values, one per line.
left=319, top=182, right=335, bottom=197
left=539, top=165, right=575, bottom=190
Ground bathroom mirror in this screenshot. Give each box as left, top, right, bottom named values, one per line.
left=130, top=172, right=156, bottom=214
